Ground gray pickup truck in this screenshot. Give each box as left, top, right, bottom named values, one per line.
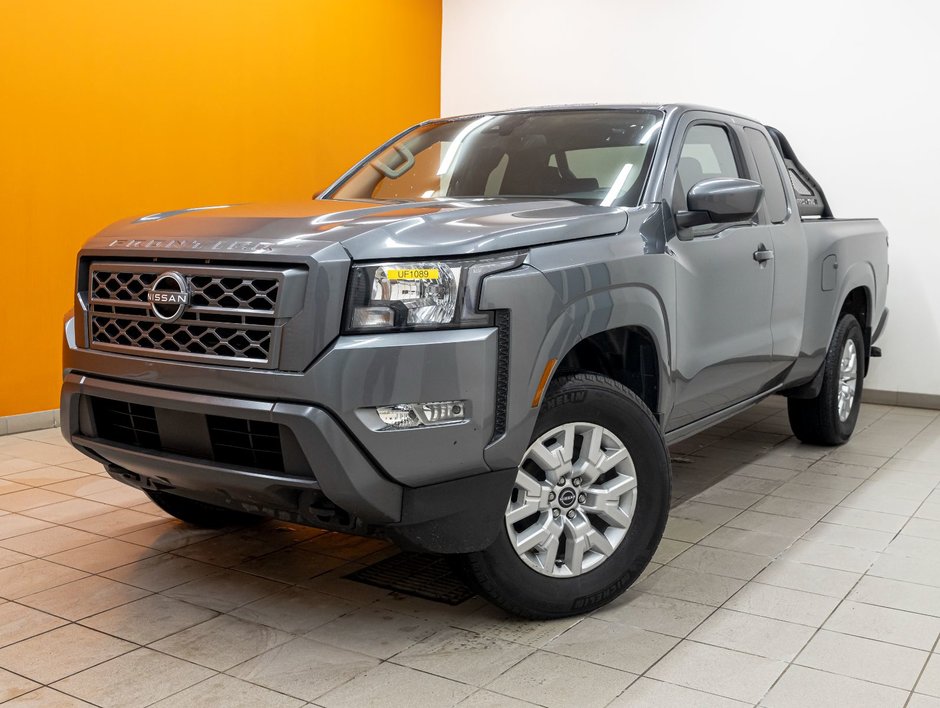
left=61, top=104, right=888, bottom=618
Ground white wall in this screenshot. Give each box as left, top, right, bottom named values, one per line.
left=442, top=0, right=940, bottom=396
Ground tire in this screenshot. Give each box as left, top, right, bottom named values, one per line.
left=144, top=489, right=264, bottom=528
left=459, top=373, right=671, bottom=619
left=788, top=314, right=864, bottom=445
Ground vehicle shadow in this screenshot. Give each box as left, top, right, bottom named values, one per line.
left=667, top=396, right=800, bottom=506
left=119, top=396, right=851, bottom=613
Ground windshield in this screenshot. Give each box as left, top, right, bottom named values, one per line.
left=328, top=110, right=664, bottom=207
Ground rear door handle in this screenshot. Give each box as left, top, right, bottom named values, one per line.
left=753, top=245, right=774, bottom=263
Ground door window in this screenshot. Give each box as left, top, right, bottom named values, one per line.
left=675, top=124, right=740, bottom=209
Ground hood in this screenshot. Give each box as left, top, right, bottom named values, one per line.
left=89, top=198, right=629, bottom=260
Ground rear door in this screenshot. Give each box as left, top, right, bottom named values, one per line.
left=666, top=114, right=777, bottom=430
left=741, top=125, right=808, bottom=368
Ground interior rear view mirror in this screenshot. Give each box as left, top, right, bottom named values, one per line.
left=677, top=177, right=764, bottom=230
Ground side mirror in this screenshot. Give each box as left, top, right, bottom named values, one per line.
left=676, top=178, right=763, bottom=230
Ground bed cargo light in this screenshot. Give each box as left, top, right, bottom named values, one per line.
left=376, top=400, right=468, bottom=429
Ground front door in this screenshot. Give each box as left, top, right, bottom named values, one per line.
left=666, top=119, right=776, bottom=430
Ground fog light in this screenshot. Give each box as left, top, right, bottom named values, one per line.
left=376, top=401, right=467, bottom=429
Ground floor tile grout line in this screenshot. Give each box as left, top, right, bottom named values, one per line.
left=658, top=433, right=900, bottom=704
left=51, top=650, right=223, bottom=707
left=140, top=668, right=309, bottom=708
left=903, top=632, right=940, bottom=708
left=604, top=596, right=723, bottom=700
left=795, top=425, right=940, bottom=688
left=6, top=539, right=543, bottom=682
left=786, top=632, right=933, bottom=696
left=383, top=642, right=540, bottom=694
left=2, top=535, right=386, bottom=647
left=38, top=606, right=340, bottom=702
left=756, top=548, right=902, bottom=703
left=1, top=508, right=355, bottom=597
left=0, top=622, right=142, bottom=692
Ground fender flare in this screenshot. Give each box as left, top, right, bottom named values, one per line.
left=832, top=260, right=875, bottom=330
left=532, top=283, right=673, bottom=418
left=786, top=261, right=874, bottom=399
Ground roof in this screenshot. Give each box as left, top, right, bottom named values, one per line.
left=437, top=103, right=758, bottom=124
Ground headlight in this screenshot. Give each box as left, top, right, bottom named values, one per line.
left=344, top=253, right=523, bottom=333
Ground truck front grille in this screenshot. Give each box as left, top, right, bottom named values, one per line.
left=90, top=318, right=274, bottom=361
left=86, top=263, right=303, bottom=368
left=92, top=398, right=161, bottom=450
left=92, top=271, right=280, bottom=312
left=206, top=416, right=284, bottom=471
left=89, top=396, right=290, bottom=474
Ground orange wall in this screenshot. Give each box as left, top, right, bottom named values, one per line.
left=0, top=0, right=442, bottom=417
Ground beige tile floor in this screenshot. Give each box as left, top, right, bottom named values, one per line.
left=1, top=398, right=939, bottom=707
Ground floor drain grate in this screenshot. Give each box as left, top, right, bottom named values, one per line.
left=346, top=552, right=476, bottom=605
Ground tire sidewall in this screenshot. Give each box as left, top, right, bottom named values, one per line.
left=830, top=316, right=865, bottom=441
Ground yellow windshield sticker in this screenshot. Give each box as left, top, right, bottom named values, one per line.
left=386, top=268, right=440, bottom=281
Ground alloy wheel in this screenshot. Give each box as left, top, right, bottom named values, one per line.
left=838, top=338, right=858, bottom=422
left=504, top=422, right=638, bottom=577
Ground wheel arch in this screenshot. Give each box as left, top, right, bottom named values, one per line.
left=835, top=268, right=874, bottom=375
left=839, top=285, right=871, bottom=329
left=780, top=250, right=875, bottom=400
left=554, top=326, right=661, bottom=420
left=479, top=265, right=673, bottom=473
left=535, top=285, right=672, bottom=423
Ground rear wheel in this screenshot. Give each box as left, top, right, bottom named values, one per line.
left=460, top=373, right=671, bottom=619
left=788, top=314, right=864, bottom=445
left=144, top=489, right=264, bottom=528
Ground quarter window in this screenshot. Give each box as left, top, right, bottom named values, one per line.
left=788, top=169, right=814, bottom=197
left=744, top=127, right=788, bottom=223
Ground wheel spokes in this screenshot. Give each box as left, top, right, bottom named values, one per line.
left=562, top=511, right=616, bottom=575
left=506, top=494, right=542, bottom=525
left=571, top=424, right=604, bottom=484
left=563, top=525, right=587, bottom=574
left=597, top=446, right=631, bottom=474
left=524, top=424, right=575, bottom=484
left=582, top=475, right=636, bottom=528
left=513, top=512, right=561, bottom=555
left=505, top=421, right=640, bottom=578
left=572, top=425, right=631, bottom=486
left=505, top=469, right=551, bottom=524
left=535, top=518, right=564, bottom=570
left=837, top=338, right=859, bottom=422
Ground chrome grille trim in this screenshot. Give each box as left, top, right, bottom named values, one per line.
left=86, top=262, right=305, bottom=368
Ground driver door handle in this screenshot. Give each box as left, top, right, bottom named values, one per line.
left=753, top=245, right=774, bottom=263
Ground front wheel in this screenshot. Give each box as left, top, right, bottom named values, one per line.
left=788, top=314, right=865, bottom=445
left=459, top=373, right=671, bottom=619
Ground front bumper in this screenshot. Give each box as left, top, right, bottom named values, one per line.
left=60, top=258, right=554, bottom=553
left=61, top=373, right=515, bottom=552
left=64, top=324, right=500, bottom=486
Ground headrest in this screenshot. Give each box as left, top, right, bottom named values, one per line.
left=561, top=177, right=599, bottom=192
left=679, top=156, right=705, bottom=190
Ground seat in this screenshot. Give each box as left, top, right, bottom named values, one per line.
left=499, top=163, right=564, bottom=197
left=676, top=156, right=706, bottom=210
